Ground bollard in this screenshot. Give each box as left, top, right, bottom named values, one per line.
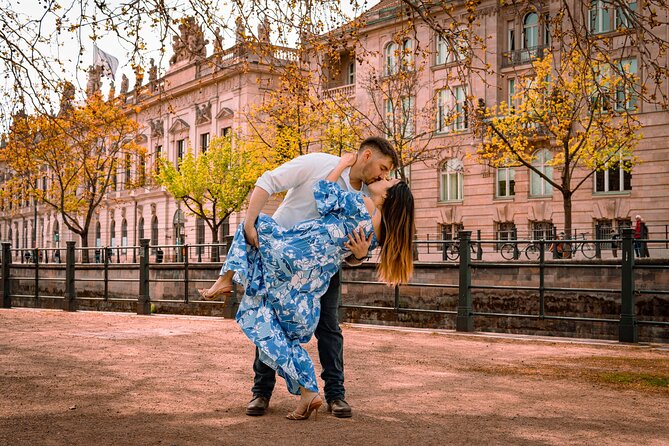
left=137, top=239, right=151, bottom=315
left=63, top=241, right=76, bottom=312
left=456, top=230, right=473, bottom=332
left=619, top=228, right=637, bottom=342
left=2, top=242, right=11, bottom=308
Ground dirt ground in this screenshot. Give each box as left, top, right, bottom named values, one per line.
left=1, top=308, right=668, bottom=446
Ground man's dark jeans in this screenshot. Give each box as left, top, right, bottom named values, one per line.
left=251, top=272, right=344, bottom=402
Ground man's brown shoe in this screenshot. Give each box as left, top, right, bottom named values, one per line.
left=245, top=395, right=270, bottom=416
left=327, top=399, right=352, bottom=418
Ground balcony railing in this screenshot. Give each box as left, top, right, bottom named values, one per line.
left=323, top=83, right=355, bottom=100
left=502, top=46, right=548, bottom=68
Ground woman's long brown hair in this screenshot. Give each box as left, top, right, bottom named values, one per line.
left=377, top=181, right=414, bottom=286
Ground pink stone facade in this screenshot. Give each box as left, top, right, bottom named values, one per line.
left=1, top=2, right=668, bottom=261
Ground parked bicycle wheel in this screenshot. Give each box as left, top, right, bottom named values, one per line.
left=500, top=243, right=516, bottom=260
left=580, top=242, right=597, bottom=259
left=446, top=243, right=460, bottom=261
left=525, top=244, right=541, bottom=260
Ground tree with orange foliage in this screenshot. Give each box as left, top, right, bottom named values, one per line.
left=1, top=89, right=144, bottom=262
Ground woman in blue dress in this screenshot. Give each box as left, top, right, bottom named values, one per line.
left=204, top=154, right=414, bottom=420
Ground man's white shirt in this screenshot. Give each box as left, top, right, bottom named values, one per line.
left=254, top=153, right=369, bottom=228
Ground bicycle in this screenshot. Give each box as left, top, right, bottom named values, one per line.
left=561, top=233, right=596, bottom=259
left=499, top=240, right=545, bottom=260
left=443, top=240, right=480, bottom=261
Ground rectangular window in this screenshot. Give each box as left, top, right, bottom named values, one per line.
left=436, top=35, right=447, bottom=65
left=402, top=96, right=414, bottom=137
left=221, top=127, right=232, bottom=137
left=496, top=168, right=516, bottom=197
left=615, top=1, right=637, bottom=29
left=200, top=133, right=210, bottom=153
left=437, top=223, right=464, bottom=254
left=497, top=222, right=516, bottom=250
left=176, top=139, right=185, bottom=170
left=531, top=221, right=553, bottom=241
left=595, top=160, right=632, bottom=193
left=507, top=23, right=515, bottom=51
left=454, top=86, right=468, bottom=131
left=508, top=78, right=516, bottom=109
left=615, top=58, right=638, bottom=111
left=384, top=99, right=394, bottom=137
left=124, top=153, right=132, bottom=187
left=155, top=145, right=162, bottom=175
left=590, top=0, right=612, bottom=34
left=436, top=90, right=447, bottom=133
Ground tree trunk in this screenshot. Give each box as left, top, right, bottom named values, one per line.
left=210, top=225, right=220, bottom=262
left=562, top=192, right=573, bottom=259
left=80, top=232, right=90, bottom=263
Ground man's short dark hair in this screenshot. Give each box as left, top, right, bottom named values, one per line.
left=359, top=136, right=399, bottom=169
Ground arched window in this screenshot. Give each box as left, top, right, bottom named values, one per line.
left=196, top=218, right=205, bottom=257
left=95, top=222, right=101, bottom=247
left=53, top=220, right=60, bottom=247
left=7, top=227, right=12, bottom=247
left=173, top=209, right=185, bottom=245
left=384, top=42, right=399, bottom=76
left=523, top=12, right=539, bottom=49
left=439, top=159, right=464, bottom=202
left=151, top=216, right=159, bottom=254
left=138, top=217, right=145, bottom=241
left=110, top=220, right=116, bottom=247
left=401, top=38, right=413, bottom=70
left=121, top=219, right=128, bottom=254
left=530, top=149, right=553, bottom=196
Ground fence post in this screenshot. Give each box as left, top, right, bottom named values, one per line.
left=2, top=242, right=11, bottom=308
left=476, top=229, right=483, bottom=260
left=456, top=230, right=473, bottom=332
left=183, top=244, right=190, bottom=303
left=137, top=239, right=151, bottom=315
left=512, top=227, right=519, bottom=260
left=63, top=241, right=76, bottom=312
left=539, top=240, right=545, bottom=318
left=34, top=248, right=39, bottom=304
left=619, top=228, right=637, bottom=342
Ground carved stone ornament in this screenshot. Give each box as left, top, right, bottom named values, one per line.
left=120, top=74, right=129, bottom=95
left=149, top=119, right=164, bottom=138
left=86, top=65, right=102, bottom=97
left=170, top=16, right=209, bottom=65
left=195, top=101, right=212, bottom=125
left=168, top=118, right=190, bottom=134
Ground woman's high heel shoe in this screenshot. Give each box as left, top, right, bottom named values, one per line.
left=197, top=286, right=232, bottom=301
left=286, top=394, right=323, bottom=421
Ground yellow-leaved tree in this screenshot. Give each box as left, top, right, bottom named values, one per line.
left=1, top=89, right=143, bottom=262
left=475, top=52, right=641, bottom=240
left=155, top=135, right=267, bottom=261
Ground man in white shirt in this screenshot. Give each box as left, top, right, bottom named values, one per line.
left=205, top=136, right=397, bottom=418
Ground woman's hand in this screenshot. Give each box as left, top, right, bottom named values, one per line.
left=339, top=152, right=357, bottom=168
left=345, top=227, right=372, bottom=261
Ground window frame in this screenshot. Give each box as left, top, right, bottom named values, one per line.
left=496, top=167, right=516, bottom=198
left=439, top=158, right=464, bottom=202
left=529, top=149, right=553, bottom=197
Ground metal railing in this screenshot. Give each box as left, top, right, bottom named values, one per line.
left=341, top=229, right=668, bottom=343
left=2, top=230, right=667, bottom=343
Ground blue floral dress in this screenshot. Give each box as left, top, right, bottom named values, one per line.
left=224, top=180, right=377, bottom=395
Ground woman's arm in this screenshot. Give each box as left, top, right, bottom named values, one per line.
left=325, top=153, right=357, bottom=183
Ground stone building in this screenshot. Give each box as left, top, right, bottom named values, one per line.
left=320, top=0, right=669, bottom=254
left=1, top=2, right=668, bottom=261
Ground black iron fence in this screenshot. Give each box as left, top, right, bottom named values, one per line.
left=2, top=230, right=668, bottom=343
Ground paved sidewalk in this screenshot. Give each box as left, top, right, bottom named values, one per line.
left=1, top=308, right=668, bottom=446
